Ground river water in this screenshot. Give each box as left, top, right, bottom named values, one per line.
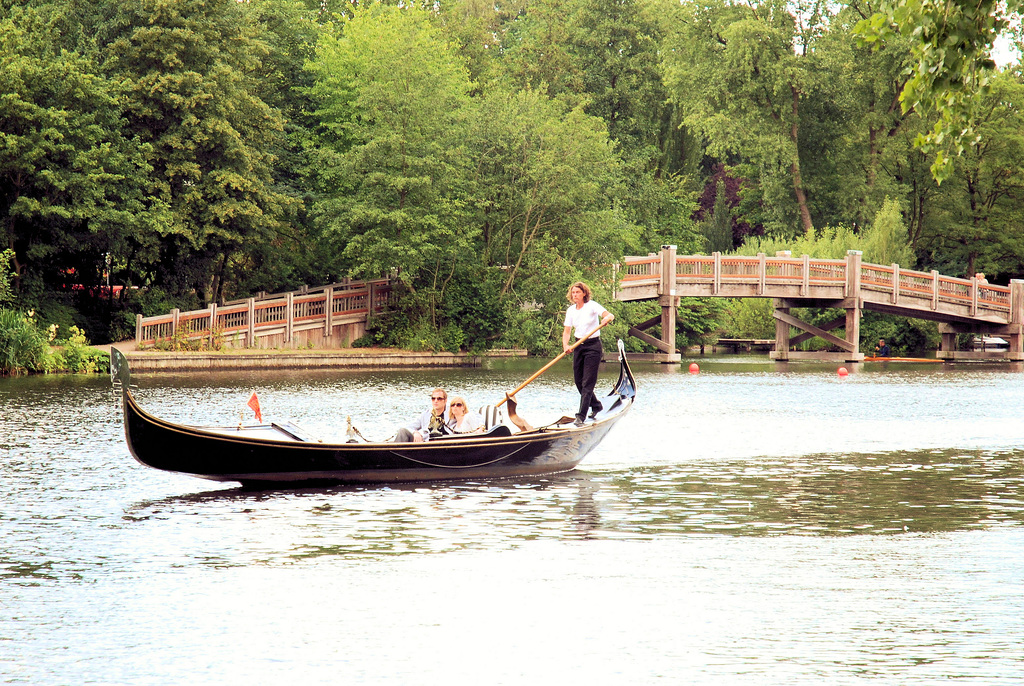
left=2, top=355, right=1023, bottom=684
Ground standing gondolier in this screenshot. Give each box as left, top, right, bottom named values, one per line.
left=563, top=281, right=614, bottom=426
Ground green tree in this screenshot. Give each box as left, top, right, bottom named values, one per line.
left=501, top=0, right=701, bottom=249
left=662, top=0, right=820, bottom=237
left=862, top=196, right=914, bottom=266
left=855, top=0, right=1021, bottom=181
left=100, top=0, right=291, bottom=302
left=227, top=0, right=329, bottom=295
left=432, top=0, right=527, bottom=90
left=308, top=3, right=476, bottom=325
left=701, top=180, right=734, bottom=253
left=920, top=71, right=1024, bottom=278
left=793, top=2, right=918, bottom=228
left=466, top=87, right=637, bottom=300
left=0, top=248, right=14, bottom=304
left=502, top=0, right=668, bottom=155
left=0, top=3, right=159, bottom=300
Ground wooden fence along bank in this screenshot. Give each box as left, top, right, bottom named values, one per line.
left=135, top=279, right=392, bottom=350
left=616, top=246, right=1024, bottom=363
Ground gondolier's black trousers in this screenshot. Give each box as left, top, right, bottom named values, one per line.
left=573, top=337, right=603, bottom=421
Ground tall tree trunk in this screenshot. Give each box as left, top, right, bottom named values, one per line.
left=790, top=86, right=813, bottom=236
left=867, top=125, right=878, bottom=189
left=211, top=252, right=229, bottom=305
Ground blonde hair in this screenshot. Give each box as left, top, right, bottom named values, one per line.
left=448, top=395, right=467, bottom=414
left=566, top=281, right=591, bottom=303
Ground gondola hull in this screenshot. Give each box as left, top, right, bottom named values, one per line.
left=112, top=343, right=635, bottom=486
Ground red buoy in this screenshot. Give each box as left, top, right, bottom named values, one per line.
left=838, top=366, right=849, bottom=377
left=688, top=363, right=700, bottom=374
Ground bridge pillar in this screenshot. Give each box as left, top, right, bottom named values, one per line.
left=659, top=244, right=680, bottom=362
left=621, top=244, right=681, bottom=362
left=772, top=300, right=790, bottom=361
left=770, top=297, right=865, bottom=362
left=1008, top=280, right=1024, bottom=357
left=844, top=251, right=863, bottom=359
left=769, top=251, right=864, bottom=362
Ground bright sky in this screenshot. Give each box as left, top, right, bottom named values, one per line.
left=994, top=34, right=1020, bottom=68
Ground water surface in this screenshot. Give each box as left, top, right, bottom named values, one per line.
left=2, top=356, right=1023, bottom=684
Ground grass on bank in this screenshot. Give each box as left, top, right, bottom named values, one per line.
left=0, top=309, right=109, bottom=375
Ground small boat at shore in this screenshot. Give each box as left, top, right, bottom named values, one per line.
left=110, top=341, right=636, bottom=487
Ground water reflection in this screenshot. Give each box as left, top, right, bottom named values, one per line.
left=608, top=449, right=1024, bottom=536
left=106, top=447, right=1024, bottom=571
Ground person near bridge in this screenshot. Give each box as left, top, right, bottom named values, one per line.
left=562, top=281, right=614, bottom=427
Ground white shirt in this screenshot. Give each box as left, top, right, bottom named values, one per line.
left=564, top=300, right=606, bottom=341
left=454, top=411, right=485, bottom=433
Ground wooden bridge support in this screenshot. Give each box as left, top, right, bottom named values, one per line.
left=770, top=298, right=865, bottom=362
left=770, top=251, right=865, bottom=362
left=623, top=245, right=681, bottom=363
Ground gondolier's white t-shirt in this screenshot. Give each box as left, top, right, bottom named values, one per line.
left=564, top=300, right=606, bottom=341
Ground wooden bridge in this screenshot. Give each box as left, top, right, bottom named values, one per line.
left=615, top=245, right=1024, bottom=363
left=134, top=278, right=392, bottom=350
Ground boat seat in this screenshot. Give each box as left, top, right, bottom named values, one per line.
left=434, top=424, right=512, bottom=440
left=478, top=405, right=504, bottom=430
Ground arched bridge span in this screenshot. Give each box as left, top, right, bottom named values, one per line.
left=615, top=246, right=1024, bottom=363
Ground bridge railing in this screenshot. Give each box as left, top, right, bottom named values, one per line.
left=135, top=278, right=392, bottom=348
left=619, top=252, right=1013, bottom=318
left=673, top=254, right=849, bottom=284
left=859, top=263, right=1010, bottom=314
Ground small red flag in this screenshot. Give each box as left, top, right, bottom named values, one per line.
left=247, top=392, right=262, bottom=423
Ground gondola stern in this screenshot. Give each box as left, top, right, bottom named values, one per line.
left=611, top=338, right=637, bottom=401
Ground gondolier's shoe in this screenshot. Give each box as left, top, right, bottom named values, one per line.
left=574, top=416, right=586, bottom=427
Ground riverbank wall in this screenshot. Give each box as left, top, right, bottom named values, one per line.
left=111, top=344, right=529, bottom=373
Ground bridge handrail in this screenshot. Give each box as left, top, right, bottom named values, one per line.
left=136, top=278, right=393, bottom=348
left=620, top=255, right=662, bottom=281
left=860, top=263, right=1010, bottom=311
left=673, top=254, right=849, bottom=282
left=221, top=277, right=391, bottom=305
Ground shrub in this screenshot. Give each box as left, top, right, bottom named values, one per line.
left=0, top=249, right=14, bottom=305
left=53, top=326, right=108, bottom=373
left=0, top=309, right=51, bottom=375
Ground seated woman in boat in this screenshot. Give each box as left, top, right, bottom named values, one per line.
left=394, top=388, right=456, bottom=442
left=448, top=396, right=485, bottom=434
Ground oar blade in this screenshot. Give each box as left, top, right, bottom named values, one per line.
left=505, top=394, right=535, bottom=432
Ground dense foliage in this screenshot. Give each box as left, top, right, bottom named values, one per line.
left=856, top=0, right=1023, bottom=181
left=2, top=0, right=1022, bottom=364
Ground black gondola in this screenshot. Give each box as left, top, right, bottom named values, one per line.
left=110, top=341, right=636, bottom=486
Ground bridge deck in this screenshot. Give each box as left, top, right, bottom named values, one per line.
left=616, top=253, right=1013, bottom=325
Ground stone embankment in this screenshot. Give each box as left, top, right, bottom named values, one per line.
left=108, top=341, right=527, bottom=373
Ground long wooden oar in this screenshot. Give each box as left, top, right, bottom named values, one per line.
left=497, top=319, right=612, bottom=409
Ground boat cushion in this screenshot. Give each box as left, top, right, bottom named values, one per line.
left=478, top=405, right=504, bottom=429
